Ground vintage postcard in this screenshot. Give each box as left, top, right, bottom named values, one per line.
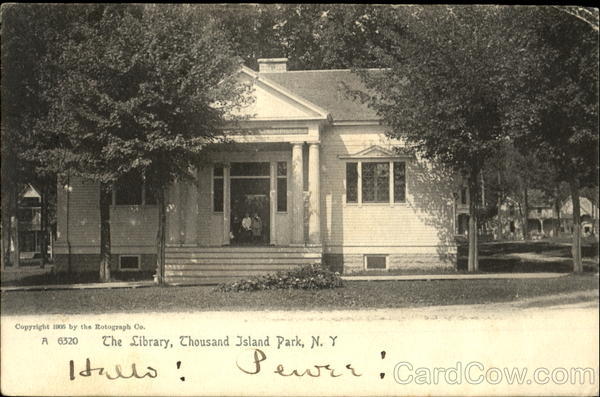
left=1, top=4, right=598, bottom=396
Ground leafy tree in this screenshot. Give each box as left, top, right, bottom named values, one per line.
left=36, top=4, right=247, bottom=282
left=357, top=5, right=529, bottom=271
left=209, top=4, right=283, bottom=70
left=483, top=142, right=565, bottom=240
left=1, top=4, right=73, bottom=268
left=211, top=4, right=400, bottom=71
left=511, top=7, right=598, bottom=271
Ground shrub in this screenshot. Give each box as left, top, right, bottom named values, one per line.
left=216, top=264, right=343, bottom=292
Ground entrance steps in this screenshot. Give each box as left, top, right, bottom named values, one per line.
left=164, top=245, right=322, bottom=285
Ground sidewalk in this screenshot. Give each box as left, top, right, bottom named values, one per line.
left=1, top=272, right=573, bottom=292
left=1, top=280, right=155, bottom=292
left=341, top=272, right=571, bottom=281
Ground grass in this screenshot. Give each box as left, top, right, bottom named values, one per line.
left=1, top=274, right=597, bottom=315
left=0, top=270, right=154, bottom=287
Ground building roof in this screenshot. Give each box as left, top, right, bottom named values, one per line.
left=528, top=189, right=552, bottom=208
left=260, top=69, right=380, bottom=122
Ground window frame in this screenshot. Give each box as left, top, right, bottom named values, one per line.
left=276, top=161, right=288, bottom=213
left=344, top=160, right=407, bottom=206
left=364, top=254, right=388, bottom=270
left=212, top=166, right=224, bottom=213
left=112, top=177, right=156, bottom=207
left=118, top=254, right=141, bottom=271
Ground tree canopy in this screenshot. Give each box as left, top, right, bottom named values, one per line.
left=3, top=4, right=249, bottom=278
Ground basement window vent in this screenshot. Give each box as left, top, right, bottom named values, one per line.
left=119, top=255, right=141, bottom=271
left=365, top=255, right=387, bottom=270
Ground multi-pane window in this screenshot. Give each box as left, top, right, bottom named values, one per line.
left=277, top=161, right=287, bottom=212
left=115, top=173, right=143, bottom=205
left=345, top=161, right=406, bottom=204
left=460, top=187, right=468, bottom=205
left=393, top=162, right=406, bottom=203
left=365, top=255, right=387, bottom=270
left=346, top=163, right=358, bottom=203
left=119, top=255, right=141, bottom=271
left=213, top=167, right=224, bottom=212
left=362, top=162, right=389, bottom=203
left=231, top=162, right=270, bottom=177
left=114, top=172, right=155, bottom=205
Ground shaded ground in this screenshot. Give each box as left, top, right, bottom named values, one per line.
left=1, top=269, right=153, bottom=287
left=456, top=238, right=599, bottom=273
left=2, top=239, right=598, bottom=287
left=1, top=274, right=597, bottom=315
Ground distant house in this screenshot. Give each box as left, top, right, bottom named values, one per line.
left=53, top=58, right=459, bottom=284
left=458, top=187, right=599, bottom=240
left=560, top=197, right=599, bottom=236
left=14, top=184, right=52, bottom=265
left=525, top=189, right=559, bottom=238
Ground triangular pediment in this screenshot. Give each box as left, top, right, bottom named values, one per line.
left=21, top=184, right=41, bottom=198
left=233, top=67, right=330, bottom=121
left=339, top=145, right=410, bottom=159
left=352, top=145, right=396, bottom=158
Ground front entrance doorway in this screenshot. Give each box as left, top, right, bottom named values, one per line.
left=229, top=162, right=270, bottom=245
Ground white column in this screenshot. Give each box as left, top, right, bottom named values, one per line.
left=166, top=182, right=178, bottom=245
left=177, top=181, right=185, bottom=245
left=184, top=169, right=198, bottom=245
left=291, top=143, right=304, bottom=245
left=357, top=162, right=363, bottom=207
left=389, top=160, right=394, bottom=206
left=270, top=161, right=277, bottom=245
left=223, top=166, right=231, bottom=245
left=308, top=143, right=321, bottom=245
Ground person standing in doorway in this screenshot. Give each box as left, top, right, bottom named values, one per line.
left=251, top=213, right=263, bottom=244
left=241, top=213, right=252, bottom=244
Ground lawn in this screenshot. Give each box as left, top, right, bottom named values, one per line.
left=1, top=274, right=597, bottom=315
left=3, top=239, right=598, bottom=288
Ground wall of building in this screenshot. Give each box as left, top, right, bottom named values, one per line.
left=54, top=176, right=158, bottom=273
left=320, top=124, right=457, bottom=272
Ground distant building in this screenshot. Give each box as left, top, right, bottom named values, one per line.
left=17, top=184, right=51, bottom=264
left=560, top=197, right=599, bottom=236
left=455, top=187, right=599, bottom=240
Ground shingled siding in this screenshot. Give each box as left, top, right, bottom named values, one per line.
left=54, top=176, right=158, bottom=273
left=320, top=125, right=457, bottom=272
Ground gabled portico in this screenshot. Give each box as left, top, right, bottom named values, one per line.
left=163, top=60, right=328, bottom=284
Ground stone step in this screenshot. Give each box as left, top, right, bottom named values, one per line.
left=166, top=246, right=321, bottom=253
left=165, top=263, right=312, bottom=271
left=164, top=276, right=240, bottom=286
left=165, top=251, right=321, bottom=259
left=165, top=257, right=320, bottom=266
left=164, top=269, right=297, bottom=278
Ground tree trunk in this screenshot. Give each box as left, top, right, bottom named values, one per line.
left=467, top=171, right=479, bottom=272
left=497, top=197, right=503, bottom=240
left=1, top=183, right=15, bottom=269
left=1, top=128, right=16, bottom=270
left=99, top=183, right=112, bottom=282
left=155, top=187, right=166, bottom=285
left=65, top=174, right=72, bottom=274
left=496, top=171, right=503, bottom=241
left=40, top=183, right=48, bottom=268
left=569, top=181, right=583, bottom=273
left=9, top=187, right=20, bottom=267
left=522, top=187, right=529, bottom=240
left=553, top=186, right=561, bottom=238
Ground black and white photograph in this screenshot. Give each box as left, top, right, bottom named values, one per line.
left=1, top=4, right=598, bottom=396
